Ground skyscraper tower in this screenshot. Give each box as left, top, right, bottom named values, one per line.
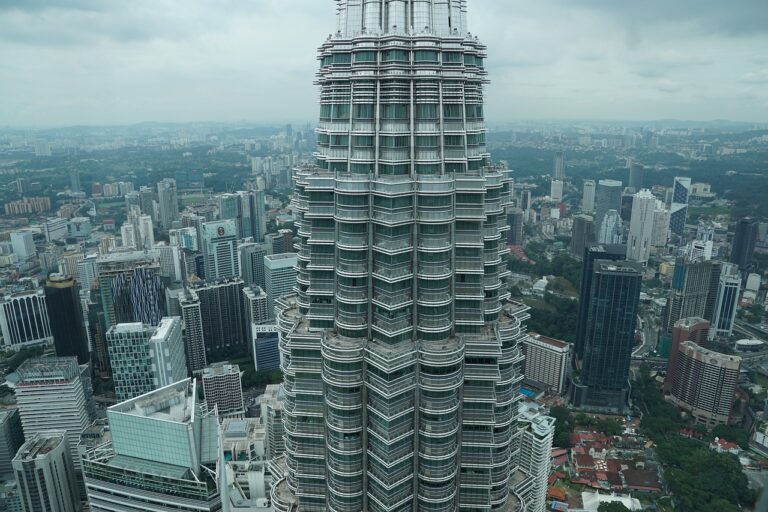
left=665, top=256, right=713, bottom=332
left=571, top=260, right=642, bottom=412
left=271, top=2, right=528, bottom=511
left=553, top=150, right=566, bottom=181
left=626, top=189, right=656, bottom=265
left=581, top=179, right=596, bottom=212
left=594, top=179, right=622, bottom=234
left=628, top=161, right=644, bottom=193
left=44, top=274, right=90, bottom=364
left=157, top=178, right=179, bottom=231
left=669, top=176, right=691, bottom=237
left=709, top=262, right=741, bottom=340
left=730, top=217, right=758, bottom=272
left=201, top=220, right=239, bottom=281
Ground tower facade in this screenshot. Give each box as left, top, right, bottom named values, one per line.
left=594, top=179, right=622, bottom=234
left=669, top=177, right=691, bottom=237
left=157, top=178, right=179, bottom=231
left=0, top=290, right=52, bottom=350
left=730, top=217, right=758, bottom=272
left=44, top=274, right=90, bottom=364
left=581, top=180, right=596, bottom=213
left=13, top=432, right=80, bottom=512
left=710, top=262, right=741, bottom=340
left=626, top=189, right=656, bottom=265
left=272, top=2, right=528, bottom=511
left=202, top=220, right=239, bottom=281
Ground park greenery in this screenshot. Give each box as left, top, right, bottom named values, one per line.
left=632, top=366, right=756, bottom=511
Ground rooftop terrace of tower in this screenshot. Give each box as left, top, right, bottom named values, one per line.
left=108, top=379, right=195, bottom=424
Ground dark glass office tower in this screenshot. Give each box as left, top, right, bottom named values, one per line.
left=574, top=244, right=626, bottom=362
left=571, top=260, right=642, bottom=412
left=44, top=274, right=89, bottom=364
left=730, top=217, right=758, bottom=272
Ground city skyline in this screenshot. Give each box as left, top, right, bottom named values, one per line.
left=0, top=0, right=767, bottom=126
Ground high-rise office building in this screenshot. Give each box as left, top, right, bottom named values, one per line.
left=10, top=231, right=35, bottom=260
left=571, top=260, right=642, bottom=412
left=730, top=217, right=758, bottom=272
left=669, top=176, right=691, bottom=237
left=570, top=214, right=595, bottom=261
left=96, top=252, right=166, bottom=328
left=574, top=244, right=626, bottom=361
left=506, top=207, right=524, bottom=246
left=514, top=403, right=556, bottom=512
left=664, top=317, right=710, bottom=393
left=201, top=220, right=239, bottom=281
left=15, top=358, right=93, bottom=485
left=157, top=178, right=179, bottom=231
left=0, top=410, right=24, bottom=481
left=626, top=189, right=656, bottom=265
left=668, top=342, right=741, bottom=427
left=710, top=262, right=741, bottom=340
left=594, top=179, right=622, bottom=234
left=651, top=202, right=670, bottom=247
left=188, top=279, right=249, bottom=360
left=522, top=333, right=570, bottom=395
left=44, top=274, right=89, bottom=364
left=519, top=188, right=532, bottom=211
left=69, top=168, right=81, bottom=193
left=243, top=286, right=269, bottom=327
left=237, top=242, right=272, bottom=290
left=138, top=186, right=156, bottom=221
left=271, top=3, right=529, bottom=510
left=82, top=380, right=222, bottom=511
left=263, top=253, right=297, bottom=319
left=581, top=179, right=596, bottom=212
left=43, top=217, right=69, bottom=243
left=201, top=363, right=244, bottom=417
left=628, top=161, right=644, bottom=192
left=106, top=318, right=187, bottom=401
left=0, top=290, right=52, bottom=350
left=665, top=256, right=713, bottom=331
left=257, top=384, right=285, bottom=460
left=550, top=179, right=564, bottom=203
left=620, top=188, right=635, bottom=223
left=13, top=432, right=79, bottom=512
left=553, top=150, right=565, bottom=181
left=597, top=209, right=623, bottom=245
left=178, top=290, right=207, bottom=373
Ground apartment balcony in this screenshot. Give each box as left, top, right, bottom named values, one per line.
left=366, top=370, right=417, bottom=398
left=373, top=262, right=413, bottom=281
left=336, top=284, right=368, bottom=303
left=418, top=235, right=452, bottom=251
left=335, top=206, right=369, bottom=222
left=337, top=258, right=368, bottom=276
left=367, top=392, right=415, bottom=419
left=305, top=205, right=335, bottom=218
left=417, top=288, right=451, bottom=306
left=455, top=205, right=485, bottom=220
left=455, top=231, right=484, bottom=246
left=417, top=313, right=452, bottom=331
left=417, top=176, right=454, bottom=194
left=373, top=234, right=412, bottom=254
left=372, top=289, right=413, bottom=309
left=417, top=207, right=454, bottom=223
left=419, top=368, right=463, bottom=391
left=372, top=179, right=413, bottom=196
left=455, top=257, right=483, bottom=273
left=308, top=255, right=335, bottom=269
left=326, top=410, right=363, bottom=433
left=419, top=394, right=460, bottom=414
left=326, top=387, right=363, bottom=409
left=309, top=228, right=335, bottom=244
left=417, top=262, right=452, bottom=278
left=419, top=417, right=460, bottom=438
left=372, top=207, right=413, bottom=225
left=323, top=365, right=364, bottom=388
left=337, top=233, right=368, bottom=249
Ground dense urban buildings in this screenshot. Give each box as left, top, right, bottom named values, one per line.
left=201, top=363, right=245, bottom=417
left=667, top=341, right=741, bottom=427
left=571, top=260, right=642, bottom=412
left=12, top=432, right=80, bottom=512
left=271, top=2, right=530, bottom=510
left=522, top=333, right=570, bottom=395
left=44, top=274, right=89, bottom=364
left=106, top=318, right=187, bottom=401
left=82, top=380, right=222, bottom=511
left=664, top=317, right=711, bottom=393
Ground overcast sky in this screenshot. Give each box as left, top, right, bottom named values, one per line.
left=1, top=0, right=767, bottom=126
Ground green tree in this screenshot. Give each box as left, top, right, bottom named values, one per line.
left=598, top=503, right=631, bottom=512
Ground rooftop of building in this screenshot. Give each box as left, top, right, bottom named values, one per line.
left=15, top=432, right=65, bottom=460
left=16, top=357, right=80, bottom=384
left=674, top=317, right=710, bottom=329
left=203, top=363, right=241, bottom=377
left=150, top=317, right=180, bottom=342
left=679, top=340, right=742, bottom=364
left=96, top=250, right=155, bottom=264
left=527, top=332, right=570, bottom=350
left=109, top=379, right=195, bottom=424
left=264, top=253, right=298, bottom=265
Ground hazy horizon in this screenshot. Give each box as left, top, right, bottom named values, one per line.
left=1, top=0, right=767, bottom=126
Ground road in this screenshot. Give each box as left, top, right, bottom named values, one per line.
left=633, top=314, right=659, bottom=358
